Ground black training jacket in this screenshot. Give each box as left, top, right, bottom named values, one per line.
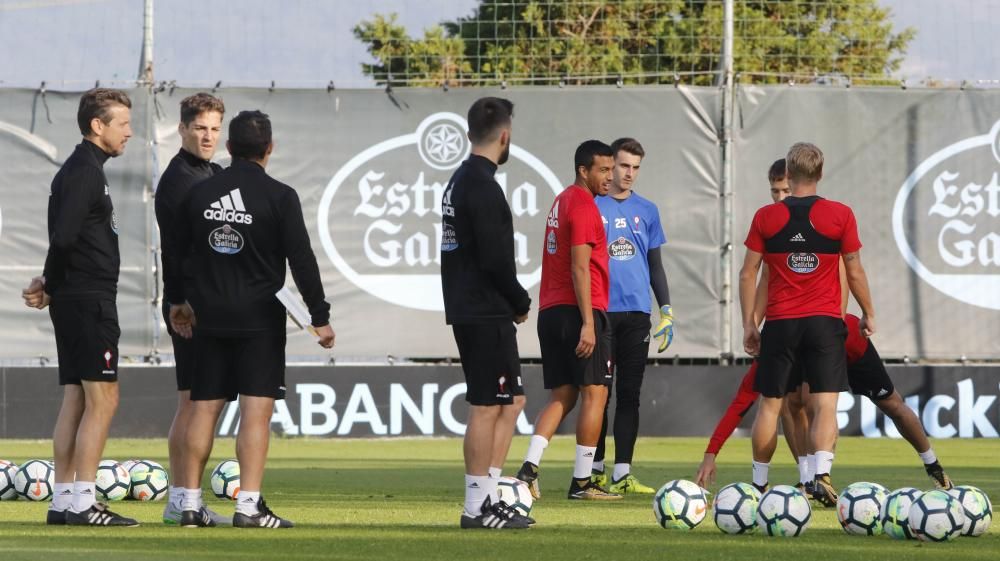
left=163, top=159, right=330, bottom=336
left=42, top=140, right=120, bottom=300
left=155, top=148, right=222, bottom=297
left=440, top=154, right=530, bottom=324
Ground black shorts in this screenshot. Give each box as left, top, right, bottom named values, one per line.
left=754, top=316, right=848, bottom=398
left=452, top=322, right=523, bottom=406
left=847, top=343, right=895, bottom=401
left=49, top=298, right=120, bottom=385
left=537, top=306, right=613, bottom=389
left=162, top=301, right=196, bottom=392
left=191, top=333, right=286, bottom=402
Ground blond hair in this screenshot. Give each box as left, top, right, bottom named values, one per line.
left=786, top=142, right=824, bottom=183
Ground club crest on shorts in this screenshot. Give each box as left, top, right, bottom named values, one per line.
left=497, top=375, right=511, bottom=399
left=208, top=224, right=244, bottom=254
left=786, top=252, right=819, bottom=273
left=102, top=350, right=115, bottom=375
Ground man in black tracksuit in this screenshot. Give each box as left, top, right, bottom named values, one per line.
left=441, top=97, right=532, bottom=529
left=163, top=110, right=334, bottom=529
left=153, top=92, right=229, bottom=526
left=22, top=88, right=138, bottom=526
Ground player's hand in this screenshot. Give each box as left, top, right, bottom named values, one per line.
left=695, top=453, right=717, bottom=488
left=576, top=321, right=596, bottom=358
left=743, top=324, right=761, bottom=356
left=514, top=312, right=528, bottom=324
left=315, top=324, right=335, bottom=349
left=169, top=302, right=196, bottom=339
left=22, top=276, right=50, bottom=309
left=860, top=314, right=876, bottom=338
left=653, top=304, right=674, bottom=352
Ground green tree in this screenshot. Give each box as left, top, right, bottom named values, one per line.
left=354, top=1, right=914, bottom=87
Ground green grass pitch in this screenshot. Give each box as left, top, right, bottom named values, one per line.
left=1, top=437, right=998, bottom=560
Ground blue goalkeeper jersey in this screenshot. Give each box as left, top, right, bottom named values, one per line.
left=596, top=191, right=666, bottom=314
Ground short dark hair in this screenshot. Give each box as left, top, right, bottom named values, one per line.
left=467, top=97, right=513, bottom=144
left=574, top=140, right=614, bottom=174
left=180, top=93, right=225, bottom=125
left=768, top=158, right=786, bottom=184
left=77, top=88, right=131, bottom=136
left=611, top=137, right=645, bottom=159
left=228, top=110, right=272, bottom=160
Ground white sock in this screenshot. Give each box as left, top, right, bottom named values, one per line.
left=488, top=466, right=502, bottom=479
left=797, top=456, right=809, bottom=484
left=70, top=481, right=96, bottom=513
left=573, top=445, right=597, bottom=480
left=612, top=463, right=630, bottom=482
left=806, top=454, right=817, bottom=480
left=524, top=435, right=548, bottom=467
left=752, top=461, right=769, bottom=487
left=814, top=450, right=835, bottom=476
left=919, top=448, right=938, bottom=465
left=236, top=490, right=261, bottom=516
left=52, top=483, right=73, bottom=511
left=181, top=488, right=202, bottom=511
left=463, top=475, right=490, bottom=516
left=592, top=460, right=605, bottom=473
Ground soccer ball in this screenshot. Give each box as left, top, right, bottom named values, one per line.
left=496, top=476, right=533, bottom=517
left=210, top=459, right=241, bottom=500
left=0, top=460, right=19, bottom=500
left=947, top=485, right=992, bottom=537
left=881, top=487, right=922, bottom=539
left=757, top=485, right=811, bottom=537
left=837, top=482, right=887, bottom=535
left=713, top=482, right=761, bottom=534
left=96, top=460, right=131, bottom=501
left=653, top=479, right=708, bottom=530
left=14, top=459, right=54, bottom=501
left=120, top=459, right=139, bottom=473
left=129, top=460, right=169, bottom=501
left=908, top=489, right=965, bottom=542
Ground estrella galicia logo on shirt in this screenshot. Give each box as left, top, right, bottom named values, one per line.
left=208, top=224, right=244, bottom=254
left=609, top=236, right=636, bottom=261
left=787, top=252, right=819, bottom=273
left=110, top=209, right=119, bottom=235
left=546, top=230, right=558, bottom=254
left=440, top=223, right=458, bottom=252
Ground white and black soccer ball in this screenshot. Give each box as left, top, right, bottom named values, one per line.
left=653, top=479, right=708, bottom=530
left=496, top=476, right=533, bottom=517
left=0, top=460, right=19, bottom=500
left=947, top=485, right=992, bottom=537
left=757, top=485, right=811, bottom=537
left=95, top=460, right=131, bottom=501
left=908, top=489, right=965, bottom=542
left=14, top=459, right=54, bottom=501
left=713, top=482, right=761, bottom=534
left=129, top=460, right=169, bottom=501
left=210, top=459, right=241, bottom=500
left=837, top=482, right=887, bottom=536
left=881, top=487, right=922, bottom=540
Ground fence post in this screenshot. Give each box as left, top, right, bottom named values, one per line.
left=719, top=0, right=735, bottom=362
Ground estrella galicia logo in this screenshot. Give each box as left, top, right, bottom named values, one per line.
left=441, top=223, right=458, bottom=252
left=892, top=119, right=1000, bottom=310
left=208, top=224, right=244, bottom=254
left=609, top=236, right=636, bottom=261
left=318, top=112, right=562, bottom=311
left=546, top=230, right=557, bottom=255
left=110, top=209, right=119, bottom=235
left=787, top=252, right=819, bottom=273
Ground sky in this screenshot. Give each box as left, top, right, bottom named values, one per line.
left=0, top=0, right=997, bottom=89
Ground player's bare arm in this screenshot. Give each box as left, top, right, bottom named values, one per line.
left=752, top=264, right=769, bottom=327
left=571, top=243, right=595, bottom=358
left=739, top=249, right=764, bottom=355
left=842, top=251, right=876, bottom=336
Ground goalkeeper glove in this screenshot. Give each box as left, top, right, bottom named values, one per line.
left=653, top=305, right=674, bottom=352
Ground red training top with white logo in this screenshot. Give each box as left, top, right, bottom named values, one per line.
left=539, top=184, right=609, bottom=311
left=744, top=196, right=861, bottom=320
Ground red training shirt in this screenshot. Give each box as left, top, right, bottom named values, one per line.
left=744, top=196, right=862, bottom=321
left=539, top=184, right=609, bottom=311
